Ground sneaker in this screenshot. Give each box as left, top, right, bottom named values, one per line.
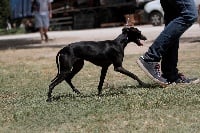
left=137, top=56, right=168, bottom=86
left=174, top=73, right=200, bottom=84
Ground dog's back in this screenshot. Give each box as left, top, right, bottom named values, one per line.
left=60, top=40, right=121, bottom=66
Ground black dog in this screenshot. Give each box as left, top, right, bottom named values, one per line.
left=47, top=27, right=147, bottom=102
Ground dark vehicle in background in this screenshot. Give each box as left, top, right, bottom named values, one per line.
left=10, top=0, right=141, bottom=31
left=9, top=0, right=200, bottom=31
left=50, top=0, right=138, bottom=30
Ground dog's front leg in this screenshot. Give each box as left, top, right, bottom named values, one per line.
left=97, top=67, right=108, bottom=95
left=114, top=66, right=145, bottom=86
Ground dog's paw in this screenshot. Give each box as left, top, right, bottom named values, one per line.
left=73, top=89, right=81, bottom=94
left=46, top=98, right=52, bottom=102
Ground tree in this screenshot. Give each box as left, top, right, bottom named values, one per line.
left=0, top=0, right=10, bottom=29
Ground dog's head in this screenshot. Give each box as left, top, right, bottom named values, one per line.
left=122, top=27, right=147, bottom=46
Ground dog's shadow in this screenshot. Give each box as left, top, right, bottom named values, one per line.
left=50, top=83, right=160, bottom=102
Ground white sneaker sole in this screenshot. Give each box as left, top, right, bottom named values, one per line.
left=136, top=59, right=168, bottom=87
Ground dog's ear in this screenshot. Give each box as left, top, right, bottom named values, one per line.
left=122, top=27, right=129, bottom=34
left=129, top=27, right=138, bottom=32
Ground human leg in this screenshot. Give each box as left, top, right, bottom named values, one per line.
left=162, top=39, right=200, bottom=84
left=145, top=0, right=197, bottom=62
left=161, top=39, right=179, bottom=82
left=34, top=13, right=44, bottom=41
left=137, top=0, right=198, bottom=85
left=43, top=28, right=48, bottom=42
left=39, top=28, right=44, bottom=41
left=161, top=0, right=199, bottom=83
left=160, top=0, right=179, bottom=83
left=41, top=14, right=50, bottom=42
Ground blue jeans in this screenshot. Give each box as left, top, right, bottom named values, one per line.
left=143, top=0, right=198, bottom=82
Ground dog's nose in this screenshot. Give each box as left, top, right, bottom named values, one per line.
left=141, top=35, right=147, bottom=40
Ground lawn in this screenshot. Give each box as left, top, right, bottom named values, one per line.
left=0, top=28, right=25, bottom=36
left=0, top=43, right=200, bottom=133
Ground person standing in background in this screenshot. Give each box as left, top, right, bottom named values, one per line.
left=32, top=0, right=53, bottom=43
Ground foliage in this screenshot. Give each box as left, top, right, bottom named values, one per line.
left=0, top=28, right=25, bottom=36
left=0, top=0, right=10, bottom=28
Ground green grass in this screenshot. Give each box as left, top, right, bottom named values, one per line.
left=0, top=28, right=25, bottom=36
left=0, top=46, right=200, bottom=133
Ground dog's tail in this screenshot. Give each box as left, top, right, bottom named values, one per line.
left=51, top=52, right=61, bottom=82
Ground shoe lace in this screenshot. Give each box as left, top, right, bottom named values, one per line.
left=154, top=63, right=161, bottom=77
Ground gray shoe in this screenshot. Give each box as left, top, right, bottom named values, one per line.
left=137, top=56, right=168, bottom=86
left=174, top=73, right=200, bottom=84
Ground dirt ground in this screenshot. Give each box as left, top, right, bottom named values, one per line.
left=0, top=24, right=200, bottom=62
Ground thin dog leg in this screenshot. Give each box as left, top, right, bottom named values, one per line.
left=114, top=66, right=145, bottom=86
left=98, top=67, right=108, bottom=95
left=47, top=72, right=68, bottom=102
left=65, top=60, right=84, bottom=94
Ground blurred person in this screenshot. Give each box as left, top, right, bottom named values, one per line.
left=137, top=0, right=199, bottom=85
left=32, top=0, right=53, bottom=43
left=6, top=20, right=12, bottom=31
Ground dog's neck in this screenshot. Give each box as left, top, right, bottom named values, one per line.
left=115, top=34, right=129, bottom=49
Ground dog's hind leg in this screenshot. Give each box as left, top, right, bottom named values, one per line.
left=47, top=53, right=72, bottom=102
left=65, top=60, right=84, bottom=94
left=47, top=72, right=69, bottom=102
left=97, top=67, right=108, bottom=95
